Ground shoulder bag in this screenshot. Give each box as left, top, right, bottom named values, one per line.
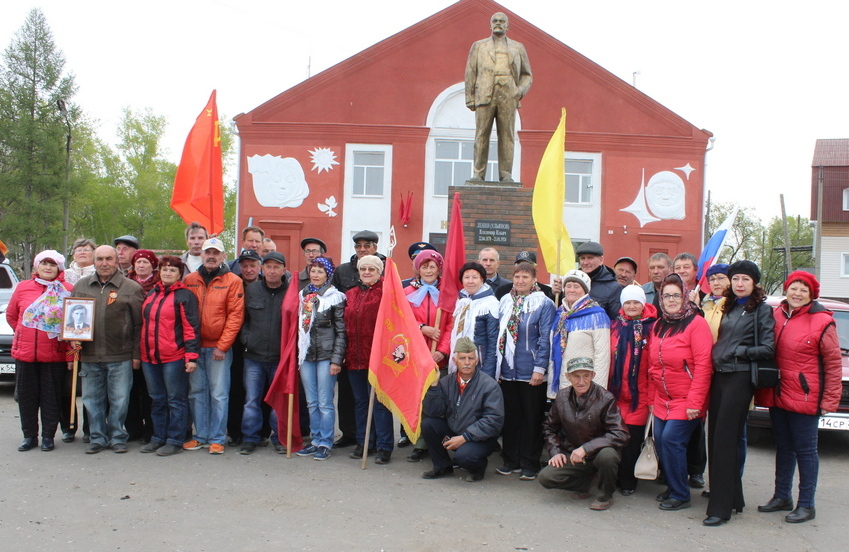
left=634, top=416, right=660, bottom=480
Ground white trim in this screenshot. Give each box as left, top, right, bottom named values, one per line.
left=341, top=143, right=392, bottom=260
left=563, top=151, right=602, bottom=242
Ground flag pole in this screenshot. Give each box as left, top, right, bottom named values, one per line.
left=68, top=351, right=79, bottom=431
left=430, top=310, right=442, bottom=353
left=555, top=239, right=562, bottom=307
left=361, top=387, right=376, bottom=469
left=286, top=393, right=294, bottom=458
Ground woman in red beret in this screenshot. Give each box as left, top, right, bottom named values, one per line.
left=755, top=271, right=842, bottom=524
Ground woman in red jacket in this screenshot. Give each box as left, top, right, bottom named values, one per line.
left=609, top=285, right=657, bottom=495
left=139, top=256, right=200, bottom=457
left=647, top=274, right=713, bottom=512
left=756, top=271, right=842, bottom=524
left=6, top=250, right=73, bottom=452
left=403, top=249, right=452, bottom=461
left=343, top=255, right=394, bottom=464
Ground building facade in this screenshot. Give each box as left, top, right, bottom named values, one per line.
left=811, top=138, right=849, bottom=301
left=234, top=0, right=712, bottom=281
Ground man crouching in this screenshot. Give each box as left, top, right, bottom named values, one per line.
left=539, top=357, right=629, bottom=510
left=420, top=337, right=504, bottom=482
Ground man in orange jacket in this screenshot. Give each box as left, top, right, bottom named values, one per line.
left=183, top=238, right=245, bottom=454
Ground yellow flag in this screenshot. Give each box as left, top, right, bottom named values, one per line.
left=532, top=108, right=573, bottom=275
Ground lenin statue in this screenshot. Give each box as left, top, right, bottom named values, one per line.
left=465, top=12, right=533, bottom=183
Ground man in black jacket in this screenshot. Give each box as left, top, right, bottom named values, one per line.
left=538, top=357, right=629, bottom=510
left=239, top=252, right=290, bottom=454
left=575, top=241, right=622, bottom=319
left=420, top=337, right=504, bottom=482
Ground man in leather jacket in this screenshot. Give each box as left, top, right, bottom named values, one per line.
left=538, top=357, right=629, bottom=510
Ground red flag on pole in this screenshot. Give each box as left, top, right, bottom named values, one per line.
left=438, top=192, right=466, bottom=313
left=171, top=90, right=224, bottom=235
left=264, top=277, right=303, bottom=453
left=368, top=259, right=438, bottom=443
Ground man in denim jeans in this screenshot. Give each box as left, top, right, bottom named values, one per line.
left=71, top=245, right=144, bottom=454
left=239, top=251, right=290, bottom=455
left=184, top=238, right=245, bottom=454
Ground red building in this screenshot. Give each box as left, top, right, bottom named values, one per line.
left=234, top=0, right=711, bottom=281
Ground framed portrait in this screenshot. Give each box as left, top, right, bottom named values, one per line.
left=62, top=297, right=95, bottom=342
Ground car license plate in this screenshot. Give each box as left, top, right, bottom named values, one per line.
left=0, top=363, right=15, bottom=374
left=818, top=417, right=849, bottom=431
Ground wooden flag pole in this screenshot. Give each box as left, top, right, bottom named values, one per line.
left=361, top=386, right=376, bottom=470
left=554, top=238, right=562, bottom=307
left=430, top=310, right=442, bottom=353
left=286, top=392, right=294, bottom=458
left=68, top=351, right=79, bottom=431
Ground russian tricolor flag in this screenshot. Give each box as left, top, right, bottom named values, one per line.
left=697, top=205, right=739, bottom=292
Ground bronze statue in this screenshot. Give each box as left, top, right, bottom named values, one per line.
left=465, top=12, right=533, bottom=183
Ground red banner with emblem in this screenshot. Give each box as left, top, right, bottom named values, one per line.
left=368, top=258, right=439, bottom=443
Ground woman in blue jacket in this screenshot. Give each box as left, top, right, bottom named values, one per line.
left=494, top=261, right=556, bottom=480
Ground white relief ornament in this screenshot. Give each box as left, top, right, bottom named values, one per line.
left=675, top=163, right=695, bottom=180
left=309, top=147, right=339, bottom=174
left=318, top=196, right=338, bottom=217
left=247, top=154, right=310, bottom=209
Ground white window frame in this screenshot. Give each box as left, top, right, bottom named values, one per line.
left=433, top=139, right=498, bottom=196
left=843, top=188, right=849, bottom=211
left=563, top=152, right=601, bottom=206
left=842, top=253, right=849, bottom=277
left=347, top=145, right=392, bottom=198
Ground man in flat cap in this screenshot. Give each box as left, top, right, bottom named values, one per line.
left=538, top=357, right=629, bottom=510
left=574, top=241, right=622, bottom=319
left=113, top=235, right=139, bottom=275
left=298, top=237, right=327, bottom=291
left=421, top=337, right=504, bottom=482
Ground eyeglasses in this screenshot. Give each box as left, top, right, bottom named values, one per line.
left=74, top=247, right=94, bottom=254
left=708, top=275, right=728, bottom=282
left=354, top=243, right=375, bottom=250
left=304, top=248, right=322, bottom=255
left=359, top=266, right=378, bottom=273
left=661, top=293, right=683, bottom=300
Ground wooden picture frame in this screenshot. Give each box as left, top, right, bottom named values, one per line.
left=61, top=297, right=95, bottom=342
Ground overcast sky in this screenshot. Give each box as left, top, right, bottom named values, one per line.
left=3, top=0, right=848, bottom=221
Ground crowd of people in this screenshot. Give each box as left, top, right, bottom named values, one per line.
left=5, top=223, right=843, bottom=527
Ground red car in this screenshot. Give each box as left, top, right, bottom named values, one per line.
left=747, top=296, right=849, bottom=432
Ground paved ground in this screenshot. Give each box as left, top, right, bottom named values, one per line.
left=1, top=381, right=846, bottom=551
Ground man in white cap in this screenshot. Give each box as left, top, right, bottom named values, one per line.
left=183, top=238, right=245, bottom=454
left=538, top=356, right=629, bottom=510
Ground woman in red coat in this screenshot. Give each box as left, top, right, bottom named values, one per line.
left=403, top=249, right=453, bottom=461
left=756, top=271, right=843, bottom=524
left=6, top=250, right=73, bottom=452
left=609, top=285, right=657, bottom=495
left=647, top=274, right=713, bottom=511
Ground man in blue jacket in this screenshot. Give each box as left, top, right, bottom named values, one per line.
left=421, top=337, right=505, bottom=482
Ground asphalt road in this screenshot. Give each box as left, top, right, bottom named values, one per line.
left=1, top=380, right=846, bottom=552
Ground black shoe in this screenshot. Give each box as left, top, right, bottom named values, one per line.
left=786, top=506, right=816, bottom=523
left=659, top=498, right=691, bottom=511
left=656, top=489, right=671, bottom=502
left=496, top=464, right=521, bottom=475
left=82, top=434, right=91, bottom=444
left=240, top=442, right=258, bottom=455
left=85, top=443, right=105, bottom=454
left=140, top=440, right=163, bottom=453
left=688, top=474, right=705, bottom=488
left=701, top=490, right=711, bottom=498
left=227, top=436, right=243, bottom=447
left=156, top=444, right=183, bottom=456
left=349, top=444, right=365, bottom=459
left=422, top=466, right=454, bottom=479
left=758, top=497, right=794, bottom=513
left=62, top=432, right=75, bottom=443
left=398, top=435, right=411, bottom=448
left=407, top=448, right=428, bottom=462
left=375, top=449, right=392, bottom=464
left=41, top=437, right=55, bottom=451
left=519, top=469, right=537, bottom=481
left=703, top=516, right=728, bottom=526
left=334, top=436, right=358, bottom=449
left=620, top=489, right=636, bottom=496
left=112, top=442, right=128, bottom=453
left=258, top=437, right=270, bottom=447
left=139, top=436, right=151, bottom=445
left=18, top=437, right=37, bottom=452
left=466, top=471, right=485, bottom=483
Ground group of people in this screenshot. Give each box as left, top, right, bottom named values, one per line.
left=6, top=224, right=843, bottom=527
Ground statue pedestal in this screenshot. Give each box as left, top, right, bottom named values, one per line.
left=463, top=179, right=523, bottom=188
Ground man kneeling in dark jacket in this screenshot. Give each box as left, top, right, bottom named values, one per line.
left=539, top=357, right=629, bottom=510
left=420, top=337, right=504, bottom=482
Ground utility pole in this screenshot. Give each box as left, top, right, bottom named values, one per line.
left=779, top=194, right=793, bottom=280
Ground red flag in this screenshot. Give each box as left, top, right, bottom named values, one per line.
left=171, top=90, right=224, bottom=235
left=368, top=259, right=439, bottom=443
left=264, top=277, right=303, bottom=452
left=438, top=192, right=466, bottom=313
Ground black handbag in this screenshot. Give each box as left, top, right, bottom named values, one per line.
left=750, top=305, right=779, bottom=389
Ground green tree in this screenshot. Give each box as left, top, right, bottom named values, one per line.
left=0, top=8, right=78, bottom=271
